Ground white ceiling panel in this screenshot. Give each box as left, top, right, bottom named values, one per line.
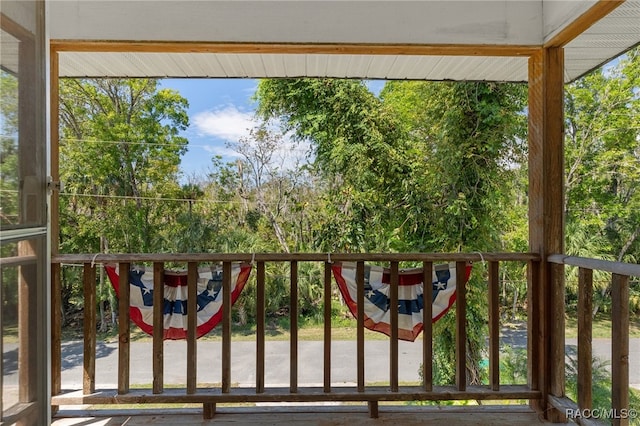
left=50, top=1, right=543, bottom=45
left=52, top=0, right=640, bottom=83
left=58, top=52, right=531, bottom=82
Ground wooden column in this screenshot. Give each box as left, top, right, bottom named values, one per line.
left=528, top=47, right=566, bottom=421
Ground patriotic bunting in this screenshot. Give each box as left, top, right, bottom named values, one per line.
left=105, top=263, right=251, bottom=340
left=332, top=262, right=472, bottom=342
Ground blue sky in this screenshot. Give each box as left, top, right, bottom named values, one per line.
left=159, top=79, right=259, bottom=181
left=160, top=79, right=386, bottom=183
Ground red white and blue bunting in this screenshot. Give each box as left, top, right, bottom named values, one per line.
left=332, top=262, right=472, bottom=342
left=105, top=263, right=251, bottom=340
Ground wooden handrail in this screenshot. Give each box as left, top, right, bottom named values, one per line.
left=53, top=252, right=540, bottom=263
left=548, top=254, right=640, bottom=277
left=0, top=254, right=38, bottom=267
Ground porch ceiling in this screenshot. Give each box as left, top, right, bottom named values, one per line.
left=49, top=0, right=640, bottom=82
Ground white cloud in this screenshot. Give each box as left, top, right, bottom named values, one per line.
left=192, top=109, right=314, bottom=171
left=192, top=106, right=255, bottom=142
left=200, top=144, right=239, bottom=158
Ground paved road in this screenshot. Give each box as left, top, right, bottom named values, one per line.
left=55, top=335, right=640, bottom=389
left=57, top=339, right=425, bottom=388
left=3, top=333, right=639, bottom=389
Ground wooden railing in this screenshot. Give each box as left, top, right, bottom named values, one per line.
left=50, top=252, right=541, bottom=419
left=547, top=255, right=640, bottom=426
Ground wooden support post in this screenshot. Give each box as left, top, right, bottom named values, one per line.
left=368, top=401, right=379, bottom=418
left=187, top=262, right=198, bottom=394
left=389, top=261, right=399, bottom=392
left=577, top=267, right=593, bottom=410
left=203, top=402, right=216, bottom=419
left=323, top=262, right=332, bottom=393
left=256, top=261, right=266, bottom=393
left=83, top=263, right=96, bottom=394
left=422, top=261, right=433, bottom=391
left=118, top=262, right=130, bottom=394
left=611, top=273, right=629, bottom=426
left=488, top=261, right=500, bottom=391
left=152, top=262, right=164, bottom=394
left=528, top=46, right=565, bottom=421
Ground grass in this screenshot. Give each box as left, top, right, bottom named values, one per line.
left=5, top=310, right=638, bottom=342
left=565, top=312, right=640, bottom=338
left=93, top=321, right=393, bottom=343
left=59, top=311, right=639, bottom=343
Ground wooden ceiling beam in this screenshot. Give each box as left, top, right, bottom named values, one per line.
left=50, top=40, right=538, bottom=57
left=544, top=0, right=625, bottom=48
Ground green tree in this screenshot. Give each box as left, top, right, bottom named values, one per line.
left=383, top=81, right=527, bottom=385
left=256, top=78, right=409, bottom=252
left=564, top=48, right=640, bottom=314
left=58, top=78, right=190, bottom=314
left=0, top=70, right=19, bottom=227
left=255, top=78, right=528, bottom=385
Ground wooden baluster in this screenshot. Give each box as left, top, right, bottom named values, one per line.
left=83, top=263, right=96, bottom=394
left=549, top=262, right=566, bottom=399
left=323, top=261, right=332, bottom=393
left=118, top=262, right=130, bottom=394
left=290, top=260, right=299, bottom=393
left=488, top=260, right=500, bottom=391
left=356, top=261, right=365, bottom=392
left=152, top=262, right=164, bottom=394
left=222, top=261, right=232, bottom=393
left=422, top=261, right=433, bottom=392
left=389, top=261, right=399, bottom=392
left=611, top=273, right=629, bottom=426
left=256, top=261, right=266, bottom=393
left=187, top=262, right=198, bottom=394
left=527, top=260, right=541, bottom=393
left=577, top=267, right=593, bottom=410
left=455, top=261, right=467, bottom=391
